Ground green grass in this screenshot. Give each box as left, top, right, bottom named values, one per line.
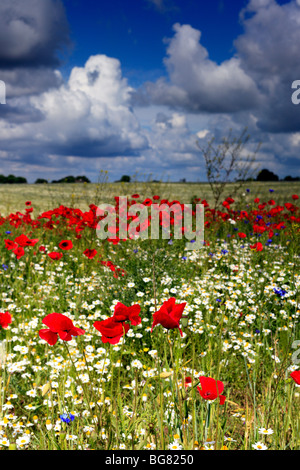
left=0, top=180, right=299, bottom=215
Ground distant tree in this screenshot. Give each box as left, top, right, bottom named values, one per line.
left=35, top=178, right=48, bottom=184
left=198, top=127, right=260, bottom=211
left=0, top=174, right=27, bottom=184
left=256, top=169, right=279, bottom=182
left=6, top=174, right=16, bottom=184
left=284, top=175, right=300, bottom=181
left=15, top=176, right=27, bottom=184
left=119, top=175, right=131, bottom=183
left=75, top=175, right=90, bottom=183
left=62, top=175, right=76, bottom=183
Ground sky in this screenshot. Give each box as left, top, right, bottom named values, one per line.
left=0, top=0, right=300, bottom=183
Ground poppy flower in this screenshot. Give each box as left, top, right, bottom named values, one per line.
left=0, top=311, right=12, bottom=329
left=39, top=313, right=85, bottom=346
left=93, top=317, right=130, bottom=344
left=14, top=234, right=39, bottom=247
left=25, top=201, right=31, bottom=206
left=185, top=377, right=192, bottom=388
left=197, top=376, right=226, bottom=405
left=59, top=240, right=73, bottom=250
left=292, top=194, right=298, bottom=200
left=4, top=239, right=18, bottom=251
left=250, top=242, right=263, bottom=252
left=238, top=232, right=247, bottom=239
left=151, top=297, right=186, bottom=337
left=48, top=252, right=63, bottom=260
left=290, top=370, right=300, bottom=385
left=112, top=302, right=141, bottom=326
left=83, top=248, right=97, bottom=259
left=13, top=246, right=25, bottom=259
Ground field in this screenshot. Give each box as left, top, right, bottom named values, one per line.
left=0, top=181, right=299, bottom=451
left=0, top=179, right=299, bottom=215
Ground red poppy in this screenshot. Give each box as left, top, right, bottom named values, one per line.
left=225, top=197, right=235, bottom=204
left=143, top=198, right=152, bottom=206
left=0, top=311, right=12, bottom=329
left=25, top=201, right=32, bottom=206
left=250, top=242, right=263, bottom=252
left=13, top=246, right=25, bottom=259
left=292, top=194, right=299, bottom=200
left=290, top=370, right=300, bottom=385
left=83, top=248, right=97, bottom=259
left=112, top=302, right=141, bottom=326
left=93, top=317, right=130, bottom=344
left=185, top=376, right=192, bottom=388
left=39, top=313, right=85, bottom=346
left=48, top=252, right=63, bottom=260
left=14, top=234, right=39, bottom=247
left=151, top=297, right=186, bottom=337
left=197, top=376, right=226, bottom=405
left=238, top=232, right=247, bottom=239
left=4, top=239, right=18, bottom=251
left=59, top=240, right=73, bottom=250
left=14, top=234, right=30, bottom=247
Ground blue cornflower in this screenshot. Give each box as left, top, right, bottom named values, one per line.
left=2, top=264, right=8, bottom=271
left=182, top=256, right=187, bottom=261
left=273, top=288, right=287, bottom=297
left=168, top=239, right=173, bottom=245
left=269, top=189, right=274, bottom=192
left=246, top=189, right=250, bottom=193
left=221, top=249, right=228, bottom=255
left=133, top=249, right=138, bottom=253
left=60, top=413, right=75, bottom=424
left=5, top=231, right=11, bottom=235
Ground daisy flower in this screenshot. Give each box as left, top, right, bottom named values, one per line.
left=252, top=441, right=268, bottom=450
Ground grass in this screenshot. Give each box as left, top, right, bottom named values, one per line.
left=0, top=180, right=299, bottom=450
left=0, top=179, right=299, bottom=215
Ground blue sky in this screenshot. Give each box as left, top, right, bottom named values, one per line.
left=0, top=0, right=300, bottom=183
left=61, top=0, right=246, bottom=84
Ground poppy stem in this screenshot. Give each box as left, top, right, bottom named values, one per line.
left=152, top=251, right=157, bottom=312
left=63, top=342, right=91, bottom=409
left=204, top=402, right=211, bottom=443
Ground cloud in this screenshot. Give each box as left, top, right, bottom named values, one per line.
left=0, top=55, right=148, bottom=164
left=234, top=0, right=300, bottom=133
left=133, top=23, right=260, bottom=113
left=134, top=1, right=300, bottom=134
left=0, top=0, right=70, bottom=68
left=0, top=0, right=71, bottom=100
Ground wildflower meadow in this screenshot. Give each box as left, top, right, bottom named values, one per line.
left=0, top=185, right=299, bottom=451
